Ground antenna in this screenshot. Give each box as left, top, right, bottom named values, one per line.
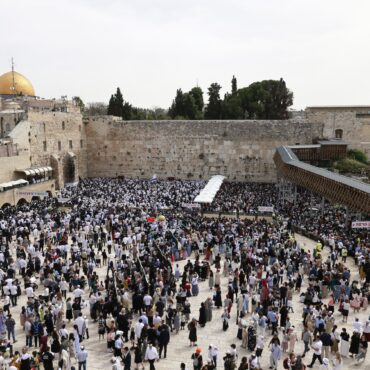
left=11, top=57, right=17, bottom=94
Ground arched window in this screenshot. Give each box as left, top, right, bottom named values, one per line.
left=335, top=129, right=343, bottom=139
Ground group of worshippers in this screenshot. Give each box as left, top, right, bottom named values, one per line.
left=0, top=178, right=368, bottom=370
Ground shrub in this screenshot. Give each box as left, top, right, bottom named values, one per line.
left=334, top=158, right=368, bottom=174
left=348, top=149, right=368, bottom=164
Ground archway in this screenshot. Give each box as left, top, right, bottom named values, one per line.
left=31, top=196, right=40, bottom=202
left=63, top=153, right=76, bottom=184
left=1, top=203, right=11, bottom=209
left=17, top=198, right=27, bottom=206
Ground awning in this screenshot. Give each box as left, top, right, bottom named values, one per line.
left=16, top=166, right=52, bottom=176
left=0, top=179, right=29, bottom=190
left=194, top=175, right=226, bottom=203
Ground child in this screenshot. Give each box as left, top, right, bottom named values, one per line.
left=175, top=264, right=181, bottom=281
left=282, top=330, right=289, bottom=353
left=130, top=326, right=135, bottom=345
left=83, top=315, right=89, bottom=339
left=180, top=313, right=186, bottom=330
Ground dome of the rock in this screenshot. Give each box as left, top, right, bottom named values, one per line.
left=0, top=71, right=35, bottom=97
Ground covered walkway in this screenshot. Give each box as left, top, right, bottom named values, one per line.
left=274, top=146, right=370, bottom=213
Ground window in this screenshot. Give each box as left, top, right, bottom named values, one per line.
left=69, top=140, right=73, bottom=149
left=335, top=129, right=343, bottom=139
left=5, top=123, right=10, bottom=132
left=79, top=125, right=81, bottom=132
left=62, top=121, right=65, bottom=130
left=80, top=140, right=83, bottom=148
left=58, top=141, right=61, bottom=151
left=43, top=122, right=46, bottom=132
left=43, top=141, right=47, bottom=152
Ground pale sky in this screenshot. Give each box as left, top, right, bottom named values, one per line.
left=1, top=0, right=369, bottom=110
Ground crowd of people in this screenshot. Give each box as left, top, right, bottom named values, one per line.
left=0, top=178, right=368, bottom=370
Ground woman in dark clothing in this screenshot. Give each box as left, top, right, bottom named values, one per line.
left=198, top=303, right=207, bottom=327
left=188, top=319, right=198, bottom=346
left=279, top=305, right=288, bottom=328
left=238, top=356, right=248, bottom=370
left=350, top=331, right=361, bottom=357
left=247, top=325, right=256, bottom=351
left=213, top=288, right=222, bottom=309
left=134, top=344, right=144, bottom=368
left=295, top=274, right=302, bottom=292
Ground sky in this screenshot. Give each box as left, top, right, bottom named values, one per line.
left=1, top=0, right=369, bottom=110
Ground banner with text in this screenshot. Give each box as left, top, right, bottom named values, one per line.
left=352, top=221, right=370, bottom=229
left=258, top=206, right=274, bottom=213
left=16, top=191, right=48, bottom=197
left=182, top=203, right=201, bottom=209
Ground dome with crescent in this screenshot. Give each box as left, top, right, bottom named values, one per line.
left=0, top=71, right=35, bottom=97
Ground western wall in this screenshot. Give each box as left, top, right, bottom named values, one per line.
left=85, top=117, right=323, bottom=182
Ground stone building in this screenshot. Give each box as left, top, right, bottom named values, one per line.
left=1, top=68, right=370, bottom=207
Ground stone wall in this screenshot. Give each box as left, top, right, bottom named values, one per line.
left=27, top=111, right=87, bottom=187
left=0, top=155, right=30, bottom=183
left=0, top=180, right=55, bottom=207
left=306, top=109, right=370, bottom=157
left=85, top=118, right=323, bottom=182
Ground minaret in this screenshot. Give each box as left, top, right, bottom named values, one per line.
left=11, top=57, right=17, bottom=94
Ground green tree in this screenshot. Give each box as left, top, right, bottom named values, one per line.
left=107, top=87, right=132, bottom=119
left=183, top=93, right=198, bottom=120
left=72, top=96, right=85, bottom=112
left=231, top=75, right=237, bottom=95
left=239, top=79, right=293, bottom=119
left=221, top=93, right=243, bottom=119
left=169, top=89, right=186, bottom=119
left=205, top=83, right=222, bottom=119
left=189, top=87, right=204, bottom=116
left=122, top=102, right=132, bottom=120
left=85, top=102, right=107, bottom=116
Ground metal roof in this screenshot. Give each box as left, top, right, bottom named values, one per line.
left=276, top=146, right=370, bottom=194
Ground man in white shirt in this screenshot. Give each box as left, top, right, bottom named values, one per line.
left=134, top=319, right=144, bottom=341
left=25, top=286, right=34, bottom=299
left=73, top=286, right=84, bottom=304
left=145, top=343, right=159, bottom=370
left=143, top=294, right=152, bottom=309
left=74, top=313, right=86, bottom=341
left=76, top=346, right=88, bottom=370
left=307, top=338, right=323, bottom=368
left=353, top=318, right=363, bottom=334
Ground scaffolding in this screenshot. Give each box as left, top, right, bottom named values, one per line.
left=277, top=177, right=297, bottom=204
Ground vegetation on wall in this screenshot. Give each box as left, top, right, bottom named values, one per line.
left=333, top=149, right=369, bottom=174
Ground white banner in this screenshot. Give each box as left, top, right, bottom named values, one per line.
left=352, top=221, right=370, bottom=229
left=258, top=206, right=274, bottom=213
left=16, top=191, right=48, bottom=197
left=58, top=197, right=71, bottom=204
left=182, top=203, right=201, bottom=209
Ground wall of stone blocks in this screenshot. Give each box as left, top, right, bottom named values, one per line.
left=27, top=111, right=88, bottom=187
left=0, top=155, right=30, bottom=183
left=306, top=110, right=370, bottom=157
left=85, top=118, right=324, bottom=182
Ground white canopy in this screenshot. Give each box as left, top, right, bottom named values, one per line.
left=0, top=179, right=28, bottom=191
left=194, top=175, right=226, bottom=203
left=16, top=166, right=53, bottom=176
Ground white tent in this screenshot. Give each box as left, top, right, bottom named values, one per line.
left=194, top=175, right=226, bottom=203
left=0, top=179, right=29, bottom=191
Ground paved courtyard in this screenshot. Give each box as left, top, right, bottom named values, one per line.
left=7, top=234, right=370, bottom=370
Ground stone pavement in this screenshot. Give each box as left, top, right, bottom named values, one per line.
left=6, top=234, right=370, bottom=369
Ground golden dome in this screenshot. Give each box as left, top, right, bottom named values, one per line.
left=0, top=71, right=35, bottom=96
